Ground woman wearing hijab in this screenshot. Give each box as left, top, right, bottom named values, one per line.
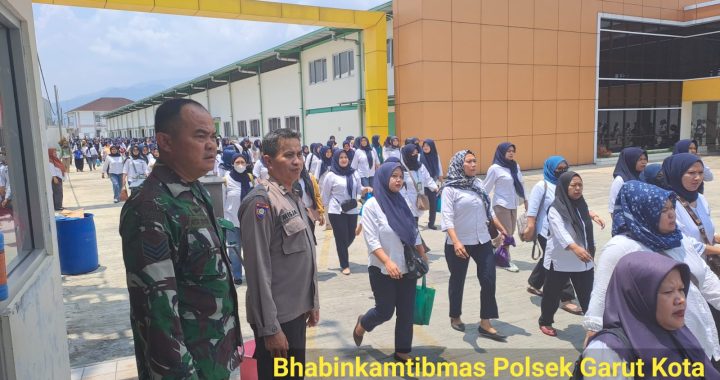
left=674, top=139, right=714, bottom=181
left=122, top=145, right=150, bottom=195
left=539, top=171, right=595, bottom=337
left=352, top=161, right=427, bottom=362
left=419, top=139, right=443, bottom=230
left=218, top=147, right=237, bottom=179
left=48, top=148, right=65, bottom=211
left=73, top=145, right=85, bottom=172
left=383, top=136, right=402, bottom=161
left=140, top=145, right=150, bottom=164
left=224, top=152, right=254, bottom=285
left=342, top=140, right=355, bottom=162
left=313, top=146, right=333, bottom=181
left=302, top=145, right=310, bottom=157
left=584, top=180, right=720, bottom=361
left=101, top=145, right=126, bottom=203
left=441, top=150, right=508, bottom=340
left=252, top=139, right=262, bottom=162
left=483, top=142, right=527, bottom=272
left=351, top=136, right=380, bottom=187
left=523, top=157, right=589, bottom=315
left=662, top=153, right=720, bottom=257
left=371, top=135, right=384, bottom=164
left=321, top=149, right=369, bottom=275
left=609, top=147, right=648, bottom=214
left=583, top=252, right=720, bottom=380
left=294, top=165, right=325, bottom=237
left=400, top=144, right=438, bottom=226
left=305, top=143, right=322, bottom=172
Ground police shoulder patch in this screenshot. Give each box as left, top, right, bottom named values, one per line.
left=255, top=202, right=270, bottom=221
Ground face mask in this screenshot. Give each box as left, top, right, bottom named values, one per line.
left=234, top=164, right=246, bottom=174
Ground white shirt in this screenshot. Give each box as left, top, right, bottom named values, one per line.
left=401, top=166, right=438, bottom=217
left=350, top=149, right=380, bottom=178
left=102, top=156, right=125, bottom=175
left=544, top=207, right=594, bottom=272
left=583, top=340, right=631, bottom=380
left=705, top=165, right=714, bottom=181
left=147, top=154, right=157, bottom=169
left=363, top=198, right=422, bottom=275
left=223, top=174, right=251, bottom=227
left=675, top=193, right=714, bottom=256
left=483, top=163, right=525, bottom=209
left=252, top=159, right=269, bottom=182
left=383, top=147, right=401, bottom=161
left=320, top=171, right=362, bottom=215
left=48, top=163, right=63, bottom=178
left=527, top=180, right=556, bottom=238
left=298, top=179, right=313, bottom=209
left=308, top=157, right=323, bottom=179
left=608, top=176, right=624, bottom=214
left=583, top=234, right=720, bottom=359
left=441, top=181, right=496, bottom=246
left=123, top=158, right=149, bottom=188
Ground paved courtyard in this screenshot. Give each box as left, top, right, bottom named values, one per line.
left=63, top=155, right=720, bottom=379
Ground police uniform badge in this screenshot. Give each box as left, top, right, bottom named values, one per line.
left=255, top=202, right=269, bottom=221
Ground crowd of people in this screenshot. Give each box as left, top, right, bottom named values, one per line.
left=109, top=98, right=720, bottom=379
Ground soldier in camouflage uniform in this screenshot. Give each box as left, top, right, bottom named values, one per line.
left=120, top=99, right=242, bottom=380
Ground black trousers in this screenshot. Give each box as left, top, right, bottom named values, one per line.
left=527, top=235, right=576, bottom=301
left=328, top=213, right=358, bottom=269
left=51, top=177, right=63, bottom=210
left=360, top=266, right=417, bottom=353
left=425, top=188, right=438, bottom=227
left=74, top=158, right=84, bottom=172
left=444, top=241, right=498, bottom=319
left=539, top=264, right=594, bottom=326
left=252, top=314, right=307, bottom=380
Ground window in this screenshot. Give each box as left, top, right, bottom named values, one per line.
left=238, top=120, right=248, bottom=137
left=250, top=119, right=261, bottom=137
left=93, top=112, right=101, bottom=123
left=285, top=116, right=300, bottom=132
left=0, top=25, right=38, bottom=271
left=308, top=58, right=327, bottom=84
left=387, top=38, right=393, bottom=66
left=223, top=121, right=232, bottom=137
left=333, top=50, right=354, bottom=79
left=268, top=117, right=281, bottom=132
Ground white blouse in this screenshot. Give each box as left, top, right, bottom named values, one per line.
left=383, top=147, right=401, bottom=161
left=350, top=149, right=380, bottom=179
left=483, top=163, right=525, bottom=209
left=527, top=180, right=556, bottom=238
left=102, top=155, right=125, bottom=175
left=123, top=158, right=149, bottom=188
left=608, top=176, right=624, bottom=214
left=363, top=197, right=421, bottom=275
left=675, top=193, right=714, bottom=256
left=544, top=206, right=594, bottom=272
left=583, top=234, right=720, bottom=360
left=320, top=171, right=362, bottom=215
left=440, top=181, right=496, bottom=246
left=401, top=165, right=438, bottom=218
left=252, top=159, right=269, bottom=182
left=583, top=340, right=631, bottom=380
left=223, top=174, right=251, bottom=228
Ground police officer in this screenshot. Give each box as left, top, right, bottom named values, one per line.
left=120, top=98, right=243, bottom=379
left=240, top=128, right=320, bottom=380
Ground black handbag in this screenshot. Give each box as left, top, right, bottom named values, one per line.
left=403, top=243, right=428, bottom=279
left=340, top=199, right=358, bottom=213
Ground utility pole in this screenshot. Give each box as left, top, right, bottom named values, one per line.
left=53, top=85, right=63, bottom=140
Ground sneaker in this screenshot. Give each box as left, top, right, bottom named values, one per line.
left=113, top=199, right=119, bottom=203
left=502, top=261, right=520, bottom=272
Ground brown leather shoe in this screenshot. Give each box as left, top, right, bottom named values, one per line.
left=353, top=315, right=364, bottom=347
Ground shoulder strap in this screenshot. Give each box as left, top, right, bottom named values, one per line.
left=677, top=196, right=711, bottom=245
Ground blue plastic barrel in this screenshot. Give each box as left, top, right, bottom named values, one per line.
left=55, top=213, right=99, bottom=275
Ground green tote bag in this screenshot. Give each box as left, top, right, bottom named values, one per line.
left=413, top=276, right=435, bottom=325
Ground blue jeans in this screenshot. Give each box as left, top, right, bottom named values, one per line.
left=226, top=227, right=243, bottom=280
left=109, top=173, right=122, bottom=201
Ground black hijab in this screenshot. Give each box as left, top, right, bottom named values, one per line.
left=613, top=147, right=647, bottom=181
left=552, top=171, right=595, bottom=256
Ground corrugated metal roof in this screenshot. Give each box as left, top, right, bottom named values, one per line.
left=105, top=1, right=392, bottom=118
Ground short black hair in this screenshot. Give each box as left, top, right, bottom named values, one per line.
left=154, top=98, right=206, bottom=136
left=262, top=128, right=301, bottom=158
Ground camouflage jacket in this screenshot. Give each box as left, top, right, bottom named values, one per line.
left=120, top=163, right=242, bottom=380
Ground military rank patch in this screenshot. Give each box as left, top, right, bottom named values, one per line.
left=255, top=202, right=270, bottom=221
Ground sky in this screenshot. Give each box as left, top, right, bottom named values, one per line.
left=32, top=0, right=388, bottom=101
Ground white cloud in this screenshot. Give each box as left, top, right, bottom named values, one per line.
left=32, top=0, right=388, bottom=100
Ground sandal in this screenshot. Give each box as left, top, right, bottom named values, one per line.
left=540, top=325, right=557, bottom=337
left=342, top=268, right=351, bottom=275
left=560, top=302, right=583, bottom=315
left=526, top=286, right=543, bottom=296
